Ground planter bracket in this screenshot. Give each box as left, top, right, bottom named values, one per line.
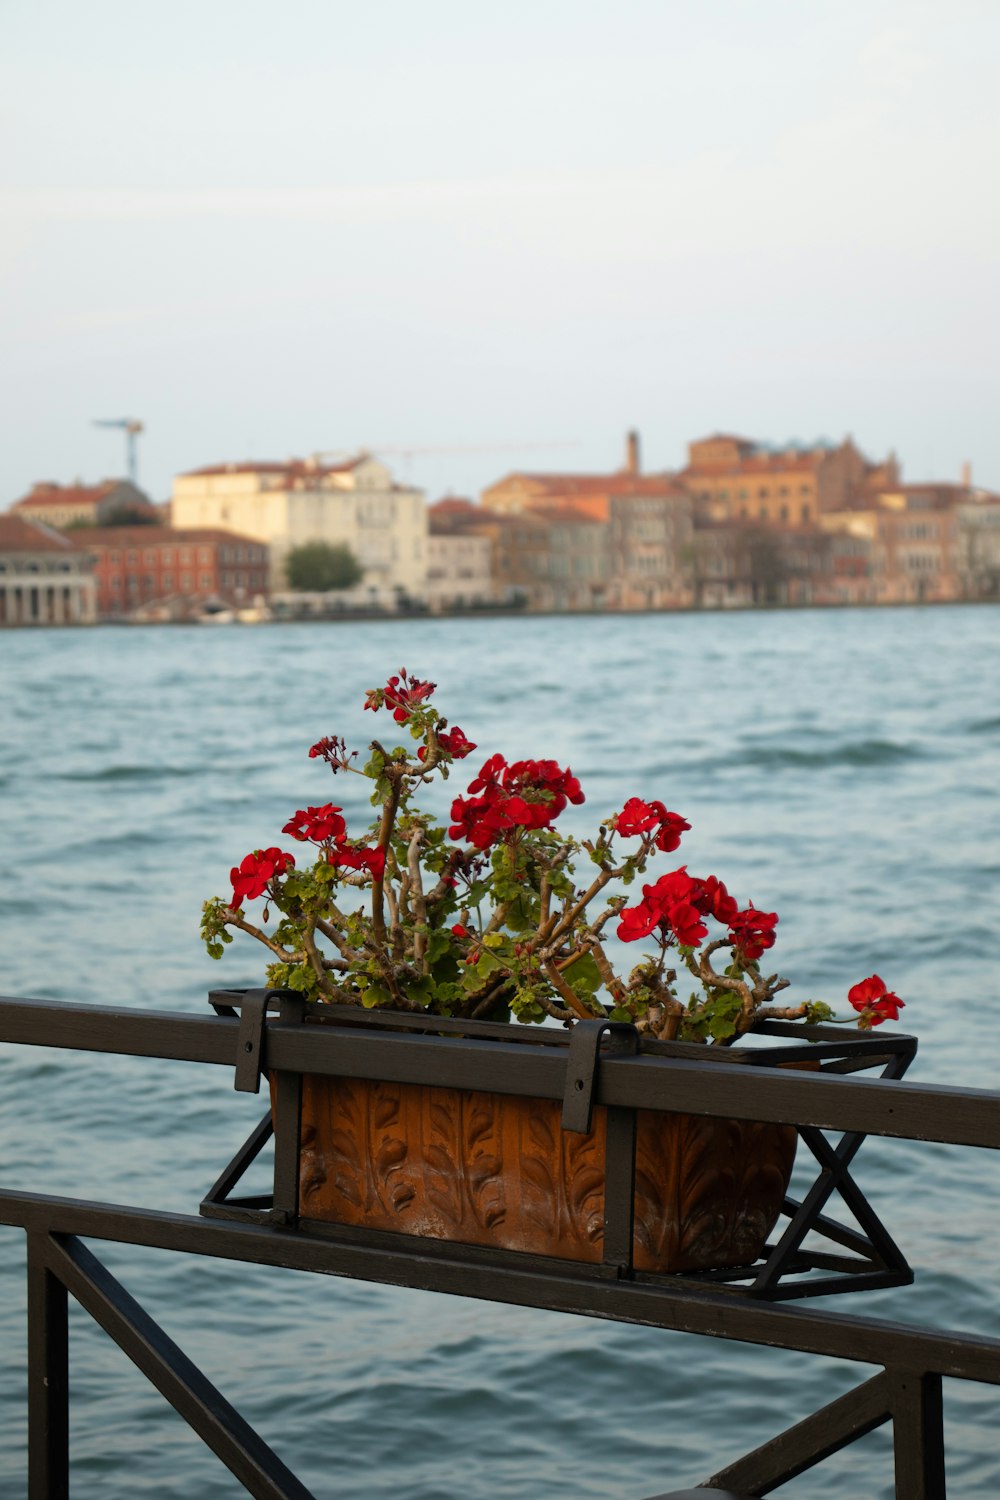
left=561, top=1019, right=639, bottom=1133
left=232, top=989, right=284, bottom=1094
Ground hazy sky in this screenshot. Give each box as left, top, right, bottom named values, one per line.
left=2, top=0, right=997, bottom=505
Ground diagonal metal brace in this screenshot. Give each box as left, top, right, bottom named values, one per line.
left=561, top=1018, right=639, bottom=1133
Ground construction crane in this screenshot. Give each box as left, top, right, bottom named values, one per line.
left=93, top=418, right=144, bottom=484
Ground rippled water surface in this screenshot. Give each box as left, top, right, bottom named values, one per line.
left=2, top=607, right=1000, bottom=1497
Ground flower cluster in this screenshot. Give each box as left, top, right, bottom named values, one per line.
left=229, top=848, right=296, bottom=910
left=449, top=755, right=585, bottom=849
left=201, top=670, right=907, bottom=1044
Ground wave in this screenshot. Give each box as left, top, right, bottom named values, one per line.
left=54, top=764, right=201, bottom=782
left=734, top=737, right=920, bottom=770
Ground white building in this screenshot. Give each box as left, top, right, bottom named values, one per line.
left=171, top=454, right=427, bottom=605
left=0, top=514, right=97, bottom=625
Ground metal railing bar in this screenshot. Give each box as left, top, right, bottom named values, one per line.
left=41, top=1232, right=316, bottom=1500
left=888, top=1371, right=946, bottom=1500
left=3, top=1190, right=1000, bottom=1389
left=701, top=1371, right=891, bottom=1494
left=3, top=995, right=1000, bottom=1150
left=26, top=1231, right=69, bottom=1500
left=0, top=996, right=237, bottom=1066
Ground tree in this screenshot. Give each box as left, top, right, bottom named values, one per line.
left=285, top=541, right=363, bottom=592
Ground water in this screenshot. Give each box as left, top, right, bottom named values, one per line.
left=1, top=607, right=999, bottom=1497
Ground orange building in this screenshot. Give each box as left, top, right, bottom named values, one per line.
left=682, top=434, right=899, bottom=527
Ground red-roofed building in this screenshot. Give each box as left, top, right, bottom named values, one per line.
left=0, top=514, right=97, bottom=624
left=82, top=527, right=269, bottom=619
left=11, top=479, right=157, bottom=529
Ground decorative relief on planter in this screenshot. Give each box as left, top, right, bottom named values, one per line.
left=298, top=1075, right=797, bottom=1274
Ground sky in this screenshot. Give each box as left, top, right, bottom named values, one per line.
left=1, top=0, right=998, bottom=506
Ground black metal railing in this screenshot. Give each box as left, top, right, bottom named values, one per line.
left=2, top=991, right=999, bottom=1499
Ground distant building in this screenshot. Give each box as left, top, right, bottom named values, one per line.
left=956, top=498, right=1000, bottom=599
left=0, top=514, right=97, bottom=625
left=482, top=430, right=679, bottom=523
left=11, top=478, right=157, bottom=530
left=171, top=454, right=427, bottom=606
left=82, top=527, right=269, bottom=619
left=682, top=435, right=900, bottom=526
left=480, top=432, right=693, bottom=610
left=426, top=500, right=499, bottom=611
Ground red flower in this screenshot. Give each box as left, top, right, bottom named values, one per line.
left=616, top=900, right=662, bottom=942
left=654, top=811, right=691, bottom=853
left=449, top=754, right=585, bottom=849
left=229, top=847, right=295, bottom=909
left=728, top=905, right=779, bottom=963
left=439, top=725, right=476, bottom=758
left=617, top=867, right=709, bottom=947
left=418, top=725, right=477, bottom=763
left=328, top=846, right=386, bottom=881
left=615, top=796, right=664, bottom=837
left=848, top=975, right=905, bottom=1028
left=281, top=803, right=347, bottom=843
left=698, top=875, right=739, bottom=926
left=308, top=735, right=348, bottom=766
left=614, top=797, right=690, bottom=852
left=365, top=670, right=436, bottom=724
left=451, top=923, right=469, bottom=938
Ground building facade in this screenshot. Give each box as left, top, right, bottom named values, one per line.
left=171, top=455, right=427, bottom=605
left=426, top=501, right=499, bottom=610
left=682, top=435, right=900, bottom=526
left=12, top=479, right=156, bottom=529
left=0, top=515, right=97, bottom=625
left=83, top=527, right=269, bottom=618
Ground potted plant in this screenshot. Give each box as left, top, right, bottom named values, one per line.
left=201, top=670, right=907, bottom=1275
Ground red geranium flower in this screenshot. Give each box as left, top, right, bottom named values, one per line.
left=365, top=670, right=436, bottom=724
left=848, top=975, right=905, bottom=1028
left=614, top=797, right=690, bottom=852
left=328, top=846, right=386, bottom=881
left=728, top=905, right=779, bottom=963
left=451, top=923, right=470, bottom=938
left=419, top=725, right=477, bottom=763
left=449, top=754, right=585, bottom=849
left=229, top=847, right=295, bottom=909
left=281, top=803, right=347, bottom=843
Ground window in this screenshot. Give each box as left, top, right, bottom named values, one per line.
left=127, top=551, right=137, bottom=565
left=180, top=548, right=192, bottom=564
left=198, top=548, right=211, bottom=564
left=779, top=505, right=789, bottom=522
left=143, top=549, right=155, bottom=565
left=162, top=549, right=174, bottom=565
left=758, top=487, right=770, bottom=499
left=181, top=572, right=193, bottom=590
left=200, top=572, right=212, bottom=588
left=162, top=573, right=173, bottom=590
left=802, top=504, right=811, bottom=521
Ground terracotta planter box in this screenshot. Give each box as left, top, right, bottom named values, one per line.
left=296, top=1069, right=798, bottom=1274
